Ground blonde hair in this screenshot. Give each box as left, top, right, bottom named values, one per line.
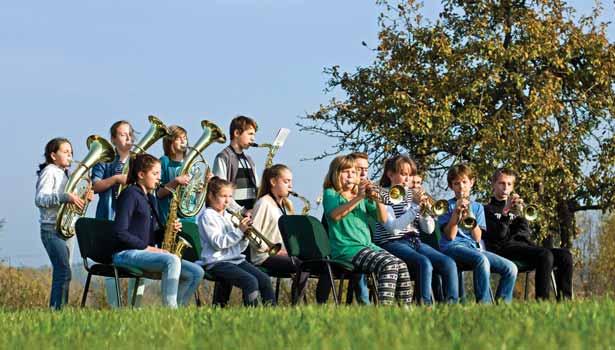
left=323, top=155, right=356, bottom=192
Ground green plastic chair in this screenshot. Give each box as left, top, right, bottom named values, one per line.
left=278, top=214, right=362, bottom=305
left=75, top=217, right=158, bottom=307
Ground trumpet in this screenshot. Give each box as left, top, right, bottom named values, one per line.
left=420, top=195, right=449, bottom=217
left=225, top=208, right=282, bottom=256
left=289, top=191, right=311, bottom=215
left=509, top=194, right=539, bottom=221
left=456, top=197, right=477, bottom=230
left=347, top=179, right=406, bottom=205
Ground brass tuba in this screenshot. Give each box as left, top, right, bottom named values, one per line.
left=56, top=135, right=116, bottom=238
left=116, top=115, right=170, bottom=198
left=176, top=120, right=226, bottom=218
left=225, top=207, right=282, bottom=256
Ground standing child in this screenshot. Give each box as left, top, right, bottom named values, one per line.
left=198, top=177, right=276, bottom=306
left=35, top=137, right=88, bottom=309
left=111, top=153, right=204, bottom=308
left=91, top=120, right=145, bottom=307
left=438, top=163, right=517, bottom=303
left=211, top=115, right=259, bottom=304
left=212, top=115, right=259, bottom=210
left=156, top=125, right=193, bottom=224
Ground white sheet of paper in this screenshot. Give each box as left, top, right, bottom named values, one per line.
left=272, top=128, right=290, bottom=147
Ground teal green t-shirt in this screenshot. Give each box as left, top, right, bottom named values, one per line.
left=158, top=156, right=196, bottom=224
left=322, top=188, right=381, bottom=264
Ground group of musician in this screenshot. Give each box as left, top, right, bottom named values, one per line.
left=34, top=115, right=573, bottom=310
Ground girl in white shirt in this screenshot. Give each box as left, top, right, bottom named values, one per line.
left=197, top=177, right=275, bottom=306
left=251, top=164, right=309, bottom=304
left=35, top=137, right=88, bottom=309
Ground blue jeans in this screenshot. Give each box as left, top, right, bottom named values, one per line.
left=40, top=224, right=75, bottom=309
left=113, top=250, right=204, bottom=308
left=104, top=277, right=146, bottom=308
left=443, top=243, right=517, bottom=303
left=353, top=274, right=370, bottom=305
left=209, top=261, right=276, bottom=306
left=381, top=239, right=459, bottom=304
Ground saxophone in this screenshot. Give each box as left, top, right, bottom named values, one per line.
left=116, top=115, right=170, bottom=198
left=176, top=120, right=226, bottom=218
left=161, top=187, right=193, bottom=258
left=250, top=127, right=290, bottom=169
left=289, top=191, right=311, bottom=215
left=56, top=135, right=116, bottom=238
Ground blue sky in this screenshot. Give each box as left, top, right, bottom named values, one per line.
left=1, top=1, right=612, bottom=266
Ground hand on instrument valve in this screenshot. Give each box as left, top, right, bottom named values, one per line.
left=411, top=187, right=428, bottom=206
left=455, top=197, right=470, bottom=218
left=67, top=192, right=86, bottom=210
left=172, top=219, right=183, bottom=234
left=174, top=174, right=191, bottom=187
left=504, top=193, right=524, bottom=215
left=238, top=216, right=252, bottom=234
left=361, top=180, right=380, bottom=201
left=86, top=189, right=95, bottom=202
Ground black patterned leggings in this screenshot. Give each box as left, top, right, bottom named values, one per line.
left=351, top=247, right=413, bottom=305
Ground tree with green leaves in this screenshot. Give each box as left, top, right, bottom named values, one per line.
left=300, top=0, right=615, bottom=248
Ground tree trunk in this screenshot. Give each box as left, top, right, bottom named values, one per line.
left=556, top=198, right=576, bottom=248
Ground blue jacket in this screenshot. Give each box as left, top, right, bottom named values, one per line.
left=112, top=184, right=162, bottom=252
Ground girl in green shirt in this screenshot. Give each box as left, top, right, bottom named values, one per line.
left=322, top=155, right=413, bottom=306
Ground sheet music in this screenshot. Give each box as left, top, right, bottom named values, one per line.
left=272, top=128, right=290, bottom=148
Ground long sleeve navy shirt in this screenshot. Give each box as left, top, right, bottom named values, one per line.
left=112, top=184, right=162, bottom=252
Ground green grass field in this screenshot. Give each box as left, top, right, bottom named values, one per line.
left=2, top=299, right=614, bottom=349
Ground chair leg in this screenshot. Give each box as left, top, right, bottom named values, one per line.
left=326, top=262, right=339, bottom=305
left=291, top=270, right=302, bottom=305
left=113, top=267, right=123, bottom=307
left=337, top=275, right=345, bottom=305
left=131, top=277, right=140, bottom=308
left=81, top=273, right=92, bottom=307
left=195, top=288, right=202, bottom=307
left=489, top=286, right=495, bottom=304
left=524, top=271, right=530, bottom=300
left=370, top=273, right=379, bottom=305
left=458, top=271, right=465, bottom=303
left=345, top=276, right=355, bottom=305
left=275, top=277, right=281, bottom=303
left=550, top=271, right=558, bottom=300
